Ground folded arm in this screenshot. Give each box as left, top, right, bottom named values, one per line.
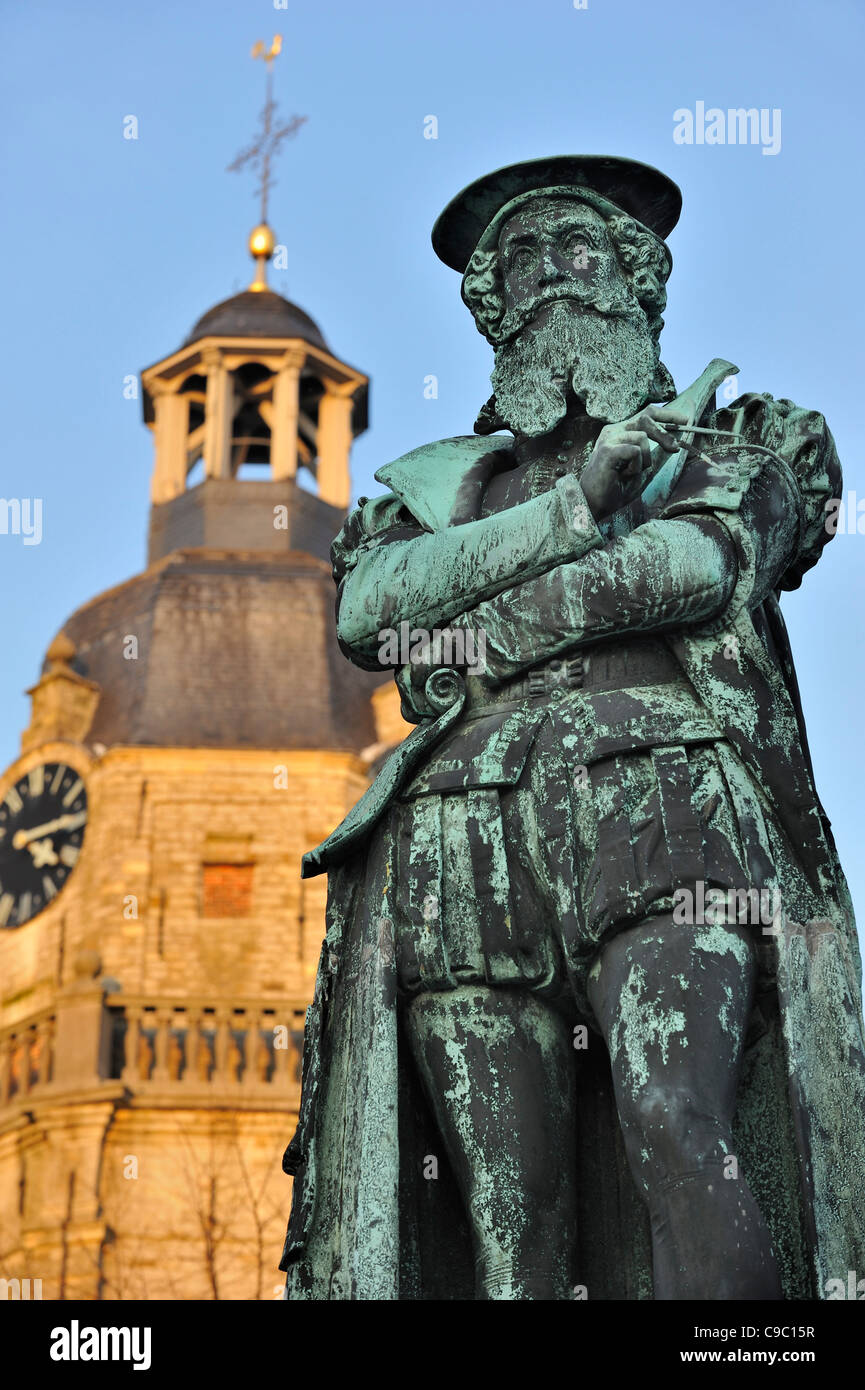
left=335, top=474, right=604, bottom=669
left=450, top=451, right=801, bottom=684
left=457, top=515, right=738, bottom=683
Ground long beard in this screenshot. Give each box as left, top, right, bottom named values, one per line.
left=490, top=297, right=662, bottom=437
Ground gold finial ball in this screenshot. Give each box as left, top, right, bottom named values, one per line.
left=249, top=223, right=275, bottom=259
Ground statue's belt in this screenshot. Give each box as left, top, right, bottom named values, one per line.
left=303, top=640, right=684, bottom=877
left=462, top=638, right=683, bottom=716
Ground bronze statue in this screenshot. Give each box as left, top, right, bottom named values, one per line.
left=280, top=156, right=865, bottom=1300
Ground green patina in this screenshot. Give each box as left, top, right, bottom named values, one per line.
left=281, top=161, right=865, bottom=1303
left=609, top=963, right=688, bottom=1091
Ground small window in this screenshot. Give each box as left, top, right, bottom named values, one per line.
left=201, top=863, right=254, bottom=917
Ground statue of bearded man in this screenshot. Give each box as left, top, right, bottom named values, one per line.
left=279, top=156, right=865, bottom=1302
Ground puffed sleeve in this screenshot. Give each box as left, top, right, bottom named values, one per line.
left=707, top=392, right=842, bottom=592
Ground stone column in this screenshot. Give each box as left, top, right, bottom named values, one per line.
left=317, top=382, right=355, bottom=509
left=150, top=385, right=189, bottom=504
left=241, top=1011, right=257, bottom=1089
left=273, top=1016, right=291, bottom=1088
left=121, top=1005, right=142, bottom=1085
left=41, top=1015, right=55, bottom=1086
left=151, top=1008, right=172, bottom=1084
left=184, top=1010, right=205, bottom=1084
left=270, top=347, right=307, bottom=481
left=19, top=1027, right=36, bottom=1097
left=202, top=348, right=235, bottom=479
left=0, top=1031, right=13, bottom=1104
left=214, top=1010, right=233, bottom=1082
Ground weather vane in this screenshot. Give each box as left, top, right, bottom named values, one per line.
left=227, top=35, right=307, bottom=291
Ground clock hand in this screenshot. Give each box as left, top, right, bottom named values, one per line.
left=12, top=810, right=86, bottom=850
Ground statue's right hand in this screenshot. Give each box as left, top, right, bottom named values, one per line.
left=580, top=405, right=691, bottom=521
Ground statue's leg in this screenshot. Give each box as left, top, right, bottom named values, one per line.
left=586, top=915, right=782, bottom=1300
left=402, top=984, right=576, bottom=1300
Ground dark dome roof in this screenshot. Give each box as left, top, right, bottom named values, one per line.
left=57, top=550, right=380, bottom=752
left=185, top=289, right=328, bottom=350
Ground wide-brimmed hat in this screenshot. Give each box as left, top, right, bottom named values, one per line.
left=432, top=155, right=682, bottom=272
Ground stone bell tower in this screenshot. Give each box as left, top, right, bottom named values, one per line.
left=144, top=229, right=366, bottom=523
left=0, top=120, right=401, bottom=1296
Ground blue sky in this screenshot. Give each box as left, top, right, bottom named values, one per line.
left=1, top=0, right=862, bottom=936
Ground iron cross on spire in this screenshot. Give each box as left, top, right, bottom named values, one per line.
left=228, top=35, right=307, bottom=290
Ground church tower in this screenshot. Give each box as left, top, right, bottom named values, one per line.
left=0, top=82, right=401, bottom=1298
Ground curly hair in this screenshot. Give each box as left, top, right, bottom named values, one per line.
left=462, top=190, right=673, bottom=350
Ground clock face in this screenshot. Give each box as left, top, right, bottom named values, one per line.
left=0, top=763, right=87, bottom=928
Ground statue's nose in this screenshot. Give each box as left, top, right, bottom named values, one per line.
left=538, top=244, right=569, bottom=287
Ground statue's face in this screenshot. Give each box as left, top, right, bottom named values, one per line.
left=498, top=198, right=626, bottom=326
left=489, top=195, right=660, bottom=435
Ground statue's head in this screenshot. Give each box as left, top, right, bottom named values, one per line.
left=432, top=158, right=681, bottom=436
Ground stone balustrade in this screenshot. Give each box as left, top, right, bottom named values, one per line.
left=0, top=1010, right=56, bottom=1104
left=106, top=997, right=306, bottom=1092
left=0, top=998, right=307, bottom=1106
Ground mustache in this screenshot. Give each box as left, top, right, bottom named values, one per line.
left=494, top=283, right=639, bottom=345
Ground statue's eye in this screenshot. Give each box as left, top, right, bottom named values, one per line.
left=562, top=233, right=590, bottom=259
left=509, top=245, right=534, bottom=272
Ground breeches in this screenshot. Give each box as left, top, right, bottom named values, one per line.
left=390, top=722, right=818, bottom=1016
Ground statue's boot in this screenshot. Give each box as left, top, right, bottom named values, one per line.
left=648, top=1158, right=783, bottom=1300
